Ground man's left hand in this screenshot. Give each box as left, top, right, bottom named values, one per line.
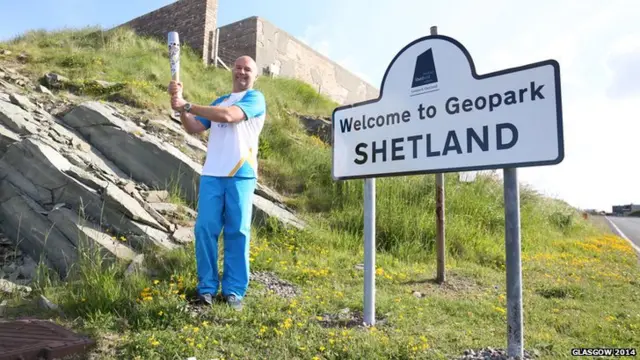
left=171, top=95, right=187, bottom=112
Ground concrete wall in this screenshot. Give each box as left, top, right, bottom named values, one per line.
left=255, top=17, right=378, bottom=104
left=116, top=0, right=218, bottom=64
left=216, top=17, right=257, bottom=68
left=116, top=3, right=378, bottom=104
left=217, top=16, right=379, bottom=104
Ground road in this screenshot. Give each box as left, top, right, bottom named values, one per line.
left=604, top=216, right=640, bottom=253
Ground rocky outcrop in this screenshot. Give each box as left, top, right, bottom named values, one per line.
left=294, top=112, right=332, bottom=144
left=61, top=102, right=204, bottom=207
left=253, top=195, right=305, bottom=230
left=0, top=73, right=306, bottom=281
left=0, top=231, right=37, bottom=286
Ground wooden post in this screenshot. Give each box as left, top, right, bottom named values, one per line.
left=431, top=25, right=446, bottom=285
left=213, top=28, right=220, bottom=67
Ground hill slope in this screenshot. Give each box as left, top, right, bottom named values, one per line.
left=0, top=27, right=639, bottom=360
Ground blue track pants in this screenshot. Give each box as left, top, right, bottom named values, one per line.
left=194, top=175, right=256, bottom=299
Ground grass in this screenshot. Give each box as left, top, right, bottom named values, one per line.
left=0, top=26, right=336, bottom=117
left=1, top=27, right=640, bottom=359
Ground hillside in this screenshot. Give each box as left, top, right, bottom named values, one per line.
left=0, top=27, right=639, bottom=360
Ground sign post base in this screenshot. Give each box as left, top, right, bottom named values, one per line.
left=363, top=178, right=376, bottom=326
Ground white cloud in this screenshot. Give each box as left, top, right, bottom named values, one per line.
left=294, top=25, right=375, bottom=85
left=293, top=0, right=640, bottom=211
left=335, top=56, right=375, bottom=85
left=605, top=34, right=640, bottom=99
left=297, top=25, right=331, bottom=57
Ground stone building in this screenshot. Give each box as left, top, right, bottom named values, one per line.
left=115, top=0, right=218, bottom=65
left=114, top=0, right=378, bottom=104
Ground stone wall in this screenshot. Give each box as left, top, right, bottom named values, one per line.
left=216, top=17, right=257, bottom=68
left=218, top=16, right=379, bottom=104
left=116, top=3, right=378, bottom=104
left=115, top=0, right=218, bottom=64
left=256, top=17, right=379, bottom=104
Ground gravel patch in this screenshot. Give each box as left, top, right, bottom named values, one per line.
left=401, top=272, right=481, bottom=297
left=316, top=308, right=387, bottom=329
left=250, top=271, right=300, bottom=298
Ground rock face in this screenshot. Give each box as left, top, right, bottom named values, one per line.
left=0, top=230, right=37, bottom=286
left=61, top=102, right=203, bottom=206
left=297, top=113, right=332, bottom=144
left=0, top=76, right=306, bottom=280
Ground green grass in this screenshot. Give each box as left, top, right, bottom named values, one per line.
left=2, top=27, right=640, bottom=360
left=0, top=26, right=336, bottom=116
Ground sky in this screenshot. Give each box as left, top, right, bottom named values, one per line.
left=0, top=0, right=638, bottom=212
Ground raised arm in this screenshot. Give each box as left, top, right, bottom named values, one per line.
left=189, top=90, right=265, bottom=124
left=169, top=81, right=266, bottom=132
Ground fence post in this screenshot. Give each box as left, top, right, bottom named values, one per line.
left=213, top=28, right=220, bottom=67
left=431, top=25, right=446, bottom=285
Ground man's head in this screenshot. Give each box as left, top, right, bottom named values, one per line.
left=232, top=56, right=258, bottom=92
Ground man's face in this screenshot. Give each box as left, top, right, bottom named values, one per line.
left=232, top=57, right=257, bottom=91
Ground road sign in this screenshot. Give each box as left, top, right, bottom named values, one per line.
left=331, top=35, right=563, bottom=180
left=330, top=33, right=564, bottom=359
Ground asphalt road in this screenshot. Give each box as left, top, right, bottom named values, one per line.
left=605, top=216, right=640, bottom=253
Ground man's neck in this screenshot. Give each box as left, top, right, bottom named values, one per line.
left=232, top=87, right=251, bottom=94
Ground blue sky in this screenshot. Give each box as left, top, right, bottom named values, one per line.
left=1, top=0, right=639, bottom=211
left=0, top=0, right=324, bottom=43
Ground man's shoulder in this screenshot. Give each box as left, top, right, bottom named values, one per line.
left=246, top=88, right=264, bottom=96
left=237, top=89, right=266, bottom=117
left=211, top=94, right=231, bottom=105
left=241, top=89, right=265, bottom=103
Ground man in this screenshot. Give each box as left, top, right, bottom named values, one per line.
left=168, top=55, right=266, bottom=311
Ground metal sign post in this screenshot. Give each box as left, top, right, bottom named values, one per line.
left=503, top=167, right=523, bottom=357
left=363, top=177, right=376, bottom=325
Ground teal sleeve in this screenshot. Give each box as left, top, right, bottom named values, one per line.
left=196, top=96, right=227, bottom=129
left=234, top=90, right=266, bottom=120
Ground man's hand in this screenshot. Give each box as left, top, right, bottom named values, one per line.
left=171, top=94, right=187, bottom=111
left=168, top=80, right=183, bottom=97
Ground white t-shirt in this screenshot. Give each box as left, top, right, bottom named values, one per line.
left=195, top=89, right=266, bottom=178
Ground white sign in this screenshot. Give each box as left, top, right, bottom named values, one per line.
left=331, top=35, right=564, bottom=180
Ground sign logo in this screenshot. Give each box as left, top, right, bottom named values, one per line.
left=411, top=48, right=439, bottom=95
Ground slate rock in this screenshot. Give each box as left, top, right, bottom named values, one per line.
left=62, top=101, right=203, bottom=206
